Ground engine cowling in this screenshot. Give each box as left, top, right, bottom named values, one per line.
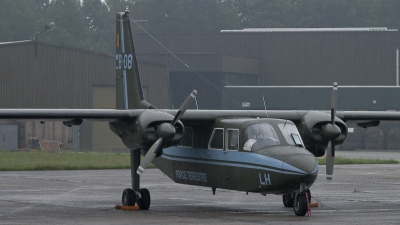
left=109, top=110, right=184, bottom=151
left=297, top=111, right=347, bottom=157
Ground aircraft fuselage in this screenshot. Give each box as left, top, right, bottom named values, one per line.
left=153, top=146, right=318, bottom=194
left=151, top=118, right=319, bottom=194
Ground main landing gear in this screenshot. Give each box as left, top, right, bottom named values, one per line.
left=282, top=184, right=311, bottom=216
left=121, top=150, right=151, bottom=210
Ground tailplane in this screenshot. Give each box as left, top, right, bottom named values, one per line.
left=116, top=7, right=154, bottom=110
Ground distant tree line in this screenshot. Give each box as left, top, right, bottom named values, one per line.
left=1, top=0, right=400, bottom=54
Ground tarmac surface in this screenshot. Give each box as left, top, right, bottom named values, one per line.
left=0, top=150, right=400, bottom=225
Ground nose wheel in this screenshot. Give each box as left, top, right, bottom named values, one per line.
left=293, top=193, right=308, bottom=216
left=283, top=185, right=311, bottom=216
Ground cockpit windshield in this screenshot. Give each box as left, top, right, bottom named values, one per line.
left=243, top=123, right=280, bottom=151
left=278, top=123, right=304, bottom=147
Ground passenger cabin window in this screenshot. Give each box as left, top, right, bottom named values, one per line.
left=243, top=123, right=280, bottom=151
left=209, top=128, right=224, bottom=150
left=179, top=127, right=194, bottom=147
left=278, top=123, right=304, bottom=147
left=226, top=129, right=239, bottom=151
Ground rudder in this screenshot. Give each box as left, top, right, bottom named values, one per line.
left=115, top=7, right=154, bottom=110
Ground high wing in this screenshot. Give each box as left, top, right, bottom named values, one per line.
left=175, top=109, right=400, bottom=124
left=338, top=111, right=400, bottom=122
left=174, top=109, right=400, bottom=123
left=167, top=109, right=303, bottom=121
left=0, top=109, right=144, bottom=123
left=1, top=109, right=398, bottom=126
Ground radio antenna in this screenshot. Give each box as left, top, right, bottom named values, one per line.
left=262, top=95, right=268, bottom=118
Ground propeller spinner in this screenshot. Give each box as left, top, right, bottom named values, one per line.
left=137, top=90, right=197, bottom=175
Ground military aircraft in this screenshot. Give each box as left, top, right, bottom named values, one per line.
left=2, top=7, right=400, bottom=216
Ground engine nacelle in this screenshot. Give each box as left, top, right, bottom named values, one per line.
left=109, top=110, right=184, bottom=151
left=297, top=111, right=347, bottom=157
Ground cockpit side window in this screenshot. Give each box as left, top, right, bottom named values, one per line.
left=226, top=129, right=239, bottom=151
left=242, top=123, right=280, bottom=151
left=209, top=128, right=224, bottom=150
left=278, top=123, right=304, bottom=147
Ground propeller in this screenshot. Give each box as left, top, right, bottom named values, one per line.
left=325, top=82, right=340, bottom=181
left=137, top=90, right=197, bottom=175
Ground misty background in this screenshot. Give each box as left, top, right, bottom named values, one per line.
left=2, top=0, right=400, bottom=55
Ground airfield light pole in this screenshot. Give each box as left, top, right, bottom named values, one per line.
left=34, top=22, right=55, bottom=57
left=33, top=22, right=55, bottom=109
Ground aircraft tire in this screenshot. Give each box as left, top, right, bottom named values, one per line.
left=282, top=194, right=294, bottom=207
left=138, top=188, right=151, bottom=210
left=293, top=194, right=307, bottom=216
left=122, top=188, right=136, bottom=206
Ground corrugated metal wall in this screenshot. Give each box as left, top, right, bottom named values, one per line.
left=223, top=86, right=400, bottom=111
left=92, top=86, right=126, bottom=151
left=134, top=31, right=400, bottom=86
left=138, top=61, right=171, bottom=108
left=0, top=41, right=170, bottom=150
left=0, top=41, right=115, bottom=150
left=260, top=32, right=399, bottom=86
left=24, top=121, right=71, bottom=149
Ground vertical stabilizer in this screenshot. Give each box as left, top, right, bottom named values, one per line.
left=116, top=7, right=154, bottom=109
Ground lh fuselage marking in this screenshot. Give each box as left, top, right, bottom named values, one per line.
left=259, top=173, right=272, bottom=186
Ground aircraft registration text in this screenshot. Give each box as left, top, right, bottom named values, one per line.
left=116, top=54, right=133, bottom=70
left=175, top=170, right=207, bottom=183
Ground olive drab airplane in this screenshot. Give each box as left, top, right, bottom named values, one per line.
left=2, top=7, right=400, bottom=217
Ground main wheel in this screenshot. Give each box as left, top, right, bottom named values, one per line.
left=282, top=194, right=294, bottom=207
left=137, top=188, right=151, bottom=210
left=294, top=194, right=308, bottom=216
left=122, top=188, right=136, bottom=206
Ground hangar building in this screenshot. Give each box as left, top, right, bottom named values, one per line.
left=2, top=27, right=400, bottom=150
left=0, top=40, right=171, bottom=151
left=133, top=28, right=400, bottom=109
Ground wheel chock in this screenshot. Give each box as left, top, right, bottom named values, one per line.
left=309, top=202, right=318, bottom=208
left=115, top=205, right=140, bottom=210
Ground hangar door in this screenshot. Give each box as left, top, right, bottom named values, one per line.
left=92, top=86, right=127, bottom=151
left=0, top=125, right=18, bottom=150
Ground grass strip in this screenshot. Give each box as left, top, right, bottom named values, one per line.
left=318, top=156, right=399, bottom=165
left=0, top=151, right=155, bottom=171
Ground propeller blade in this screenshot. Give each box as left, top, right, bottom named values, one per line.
left=138, top=90, right=197, bottom=175
left=326, top=141, right=335, bottom=180
left=137, top=138, right=163, bottom=175
left=171, top=90, right=197, bottom=125
left=330, top=82, right=338, bottom=124
left=326, top=82, right=338, bottom=181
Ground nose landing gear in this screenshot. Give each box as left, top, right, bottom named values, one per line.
left=294, top=191, right=309, bottom=216
left=282, top=184, right=311, bottom=216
